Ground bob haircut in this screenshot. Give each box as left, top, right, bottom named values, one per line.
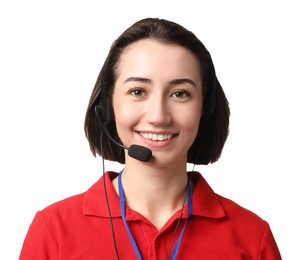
left=84, top=18, right=230, bottom=165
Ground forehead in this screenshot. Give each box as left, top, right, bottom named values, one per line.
left=116, top=39, right=201, bottom=82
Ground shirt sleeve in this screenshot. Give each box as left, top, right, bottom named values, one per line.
left=259, top=223, right=282, bottom=260
left=19, top=211, right=59, bottom=260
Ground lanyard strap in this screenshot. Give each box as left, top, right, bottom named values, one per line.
left=118, top=170, right=192, bottom=260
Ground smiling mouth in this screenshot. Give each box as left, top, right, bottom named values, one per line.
left=139, top=132, right=176, bottom=141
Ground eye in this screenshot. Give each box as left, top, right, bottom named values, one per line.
left=128, top=87, right=145, bottom=96
left=171, top=90, right=191, bottom=99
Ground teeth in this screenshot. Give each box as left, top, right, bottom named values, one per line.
left=140, top=133, right=173, bottom=141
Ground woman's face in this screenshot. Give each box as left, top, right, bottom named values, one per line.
left=113, top=39, right=203, bottom=166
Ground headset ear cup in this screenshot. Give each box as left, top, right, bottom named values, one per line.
left=204, top=54, right=217, bottom=118
left=100, top=80, right=108, bottom=123
left=106, top=98, right=114, bottom=124
left=208, top=78, right=217, bottom=116
left=99, top=97, right=113, bottom=125
left=99, top=59, right=115, bottom=124
left=100, top=83, right=114, bottom=124
left=203, top=78, right=216, bottom=118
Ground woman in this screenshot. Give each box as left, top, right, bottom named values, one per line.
left=20, top=18, right=282, bottom=259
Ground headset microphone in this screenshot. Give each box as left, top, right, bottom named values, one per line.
left=95, top=105, right=152, bottom=162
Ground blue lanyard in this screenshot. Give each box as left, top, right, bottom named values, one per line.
left=118, top=170, right=192, bottom=260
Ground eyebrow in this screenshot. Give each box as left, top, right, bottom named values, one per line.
left=169, top=78, right=196, bottom=87
left=123, top=77, right=151, bottom=84
left=123, top=77, right=196, bottom=87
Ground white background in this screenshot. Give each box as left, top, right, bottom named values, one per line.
left=1, top=0, right=307, bottom=259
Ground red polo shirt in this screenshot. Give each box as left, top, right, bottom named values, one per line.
left=19, top=172, right=281, bottom=259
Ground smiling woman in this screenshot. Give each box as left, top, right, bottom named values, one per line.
left=19, top=18, right=282, bottom=260
left=113, top=39, right=203, bottom=168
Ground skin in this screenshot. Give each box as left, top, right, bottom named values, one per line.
left=112, top=39, right=203, bottom=230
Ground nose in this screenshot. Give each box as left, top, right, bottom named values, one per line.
left=145, top=95, right=171, bottom=126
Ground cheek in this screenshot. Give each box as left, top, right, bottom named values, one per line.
left=185, top=115, right=201, bottom=135
left=113, top=101, right=139, bottom=136
left=112, top=88, right=139, bottom=125
left=174, top=105, right=202, bottom=134
left=185, top=115, right=202, bottom=148
left=113, top=94, right=128, bottom=124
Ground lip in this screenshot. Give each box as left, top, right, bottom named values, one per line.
left=136, top=131, right=178, bottom=148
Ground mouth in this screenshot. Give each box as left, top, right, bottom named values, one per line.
left=139, top=132, right=177, bottom=141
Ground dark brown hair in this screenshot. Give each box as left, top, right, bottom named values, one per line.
left=84, top=18, right=230, bottom=165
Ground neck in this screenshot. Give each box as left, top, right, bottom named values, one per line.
left=113, top=160, right=189, bottom=230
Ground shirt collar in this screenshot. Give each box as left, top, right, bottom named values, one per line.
left=190, top=172, right=225, bottom=218
left=83, top=171, right=225, bottom=219
left=83, top=171, right=121, bottom=218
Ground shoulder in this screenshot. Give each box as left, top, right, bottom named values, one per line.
left=40, top=174, right=106, bottom=218
left=38, top=172, right=115, bottom=222
left=41, top=192, right=85, bottom=217
left=193, top=172, right=268, bottom=228
left=214, top=192, right=276, bottom=246
left=217, top=194, right=267, bottom=226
